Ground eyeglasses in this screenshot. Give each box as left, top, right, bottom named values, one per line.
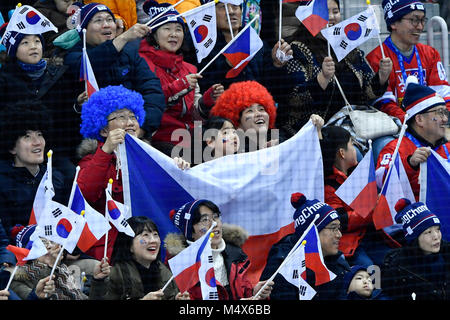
left=422, top=108, right=449, bottom=119
left=402, top=17, right=428, bottom=27
left=107, top=114, right=139, bottom=123
left=198, top=212, right=221, bottom=226
left=91, top=16, right=115, bottom=26
left=323, top=225, right=342, bottom=234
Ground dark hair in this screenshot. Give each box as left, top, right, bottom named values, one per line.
left=0, top=100, right=52, bottom=160
left=144, top=22, right=187, bottom=55
left=191, top=200, right=221, bottom=226
left=111, top=216, right=161, bottom=264
left=320, top=126, right=351, bottom=177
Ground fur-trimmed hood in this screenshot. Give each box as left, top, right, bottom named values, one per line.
left=164, top=223, right=249, bottom=257
left=76, top=138, right=99, bottom=161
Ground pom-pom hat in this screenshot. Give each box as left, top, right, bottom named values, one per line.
left=402, top=75, right=446, bottom=122
left=169, top=199, right=210, bottom=241
left=80, top=85, right=145, bottom=141
left=291, top=193, right=340, bottom=237
left=76, top=3, right=115, bottom=33
left=143, top=0, right=185, bottom=30
left=14, top=224, right=37, bottom=249
left=394, top=198, right=440, bottom=243
left=382, top=0, right=426, bottom=29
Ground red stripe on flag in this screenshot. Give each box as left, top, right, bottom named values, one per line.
left=302, top=15, right=329, bottom=36
left=77, top=224, right=99, bottom=252
left=349, top=181, right=378, bottom=218
left=306, top=252, right=331, bottom=286
left=373, top=195, right=393, bottom=230
left=174, top=261, right=201, bottom=293
left=29, top=209, right=37, bottom=225
left=6, top=245, right=30, bottom=266
left=241, top=223, right=295, bottom=285
left=86, top=81, right=97, bottom=98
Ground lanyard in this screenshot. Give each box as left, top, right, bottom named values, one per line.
left=385, top=36, right=425, bottom=85
left=405, top=131, right=450, bottom=161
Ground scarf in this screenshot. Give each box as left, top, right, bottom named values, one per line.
left=17, top=59, right=47, bottom=80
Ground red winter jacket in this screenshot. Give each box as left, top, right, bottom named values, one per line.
left=376, top=129, right=450, bottom=201
left=325, top=166, right=373, bottom=257
left=77, top=140, right=122, bottom=261
left=138, top=40, right=215, bottom=147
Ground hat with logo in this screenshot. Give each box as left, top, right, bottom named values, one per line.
left=382, top=0, right=426, bottom=29
left=143, top=0, right=185, bottom=31
left=169, top=199, right=210, bottom=241
left=291, top=193, right=340, bottom=237
left=402, top=75, right=446, bottom=122
left=0, top=23, right=44, bottom=58
left=394, top=198, right=440, bottom=243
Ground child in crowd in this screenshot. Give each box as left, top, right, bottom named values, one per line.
left=342, top=265, right=389, bottom=300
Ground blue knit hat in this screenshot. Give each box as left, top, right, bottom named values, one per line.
left=343, top=265, right=368, bottom=292
left=0, top=23, right=44, bottom=57
left=291, top=193, right=340, bottom=237
left=394, top=198, right=440, bottom=243
left=80, top=85, right=145, bottom=141
left=15, top=225, right=37, bottom=249
left=76, top=3, right=115, bottom=33
left=402, top=76, right=446, bottom=122
left=143, top=0, right=185, bottom=31
left=382, top=0, right=426, bottom=29
left=169, top=199, right=210, bottom=241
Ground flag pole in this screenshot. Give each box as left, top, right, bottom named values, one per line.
left=225, top=4, right=234, bottom=40
left=67, top=166, right=81, bottom=209
left=103, top=179, right=113, bottom=260
left=198, top=14, right=260, bottom=75
left=252, top=214, right=319, bottom=300
left=49, top=245, right=65, bottom=282
left=377, top=115, right=409, bottom=197
left=161, top=275, right=174, bottom=292
left=3, top=265, right=19, bottom=291
left=279, top=0, right=282, bottom=44
left=145, top=0, right=186, bottom=26
left=366, top=1, right=385, bottom=59
left=82, top=29, right=88, bottom=94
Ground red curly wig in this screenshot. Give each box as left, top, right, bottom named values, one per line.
left=210, top=81, right=277, bottom=129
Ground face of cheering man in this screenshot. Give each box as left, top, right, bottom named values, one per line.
left=390, top=10, right=427, bottom=52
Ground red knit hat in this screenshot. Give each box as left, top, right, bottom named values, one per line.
left=210, top=81, right=277, bottom=129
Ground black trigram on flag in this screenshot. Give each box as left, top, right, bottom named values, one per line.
left=209, top=291, right=219, bottom=299
left=203, top=14, right=212, bottom=23
left=120, top=219, right=129, bottom=228
left=41, top=20, right=50, bottom=28
left=52, top=208, right=63, bottom=218
left=299, top=285, right=307, bottom=296
left=19, top=7, right=29, bottom=15
left=292, top=269, right=299, bottom=279
left=357, top=15, right=368, bottom=22
left=301, top=260, right=306, bottom=268
left=190, top=20, right=197, bottom=28
left=16, top=22, right=26, bottom=30
left=364, top=28, right=372, bottom=37
left=204, top=38, right=213, bottom=48
left=340, top=40, right=348, bottom=49
left=208, top=255, right=213, bottom=264
left=44, top=225, right=52, bottom=236
left=333, top=27, right=341, bottom=36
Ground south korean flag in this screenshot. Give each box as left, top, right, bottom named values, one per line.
left=183, top=1, right=217, bottom=63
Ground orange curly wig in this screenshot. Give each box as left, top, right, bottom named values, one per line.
left=210, top=81, right=277, bottom=129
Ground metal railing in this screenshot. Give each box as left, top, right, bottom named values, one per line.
left=427, top=16, right=449, bottom=76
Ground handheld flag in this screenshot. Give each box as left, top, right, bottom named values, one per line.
left=1, top=5, right=57, bottom=43
left=6, top=245, right=30, bottom=266
left=80, top=30, right=99, bottom=97
left=295, top=0, right=328, bottom=37
left=183, top=0, right=217, bottom=63
left=168, top=224, right=218, bottom=299
left=119, top=120, right=324, bottom=284
left=321, top=6, right=379, bottom=61
left=24, top=226, right=48, bottom=261
left=105, top=187, right=135, bottom=237
left=37, top=200, right=86, bottom=254
left=419, top=150, right=450, bottom=240
left=69, top=172, right=111, bottom=252
left=222, top=17, right=263, bottom=78
left=29, top=151, right=55, bottom=225
left=278, top=240, right=317, bottom=300
left=335, top=142, right=377, bottom=218
left=304, top=225, right=336, bottom=286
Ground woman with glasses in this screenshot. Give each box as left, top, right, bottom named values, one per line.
left=165, top=199, right=274, bottom=300
left=367, top=0, right=450, bottom=123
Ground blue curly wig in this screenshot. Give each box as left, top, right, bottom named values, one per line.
left=80, top=85, right=146, bottom=141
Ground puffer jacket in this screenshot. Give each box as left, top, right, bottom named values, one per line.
left=164, top=223, right=254, bottom=300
